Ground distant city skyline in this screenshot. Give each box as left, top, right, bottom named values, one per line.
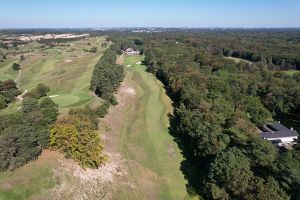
left=1, top=0, right=299, bottom=28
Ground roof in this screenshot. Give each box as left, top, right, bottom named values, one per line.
left=126, top=48, right=135, bottom=52
left=260, top=123, right=298, bottom=139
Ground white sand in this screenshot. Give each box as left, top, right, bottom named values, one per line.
left=49, top=95, right=59, bottom=98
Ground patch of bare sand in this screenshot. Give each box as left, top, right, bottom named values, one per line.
left=64, top=59, right=72, bottom=63
left=116, top=55, right=124, bottom=65
left=167, top=144, right=176, bottom=160
left=41, top=150, right=128, bottom=200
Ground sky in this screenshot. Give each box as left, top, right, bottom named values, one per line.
left=0, top=0, right=299, bottom=28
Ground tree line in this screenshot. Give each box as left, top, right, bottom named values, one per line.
left=90, top=43, right=124, bottom=105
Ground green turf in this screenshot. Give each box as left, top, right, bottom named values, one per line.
left=0, top=37, right=107, bottom=114
left=282, top=69, right=299, bottom=76
left=117, top=55, right=190, bottom=200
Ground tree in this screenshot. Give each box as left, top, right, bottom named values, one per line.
left=248, top=139, right=278, bottom=166
left=21, top=97, right=39, bottom=113
left=0, top=95, right=8, bottom=109
left=27, top=83, right=50, bottom=99
left=50, top=115, right=106, bottom=168
left=20, top=55, right=25, bottom=60
left=12, top=63, right=21, bottom=70
left=39, top=97, right=58, bottom=123
left=90, top=47, right=97, bottom=53
left=208, top=148, right=253, bottom=197
left=245, top=177, right=289, bottom=200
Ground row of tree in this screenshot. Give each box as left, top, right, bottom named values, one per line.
left=90, top=44, right=124, bottom=104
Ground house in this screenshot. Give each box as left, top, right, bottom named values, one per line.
left=260, top=122, right=298, bottom=146
left=124, top=48, right=140, bottom=55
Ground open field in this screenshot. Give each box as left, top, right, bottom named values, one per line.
left=224, top=56, right=253, bottom=64
left=103, top=55, right=190, bottom=199
left=0, top=36, right=107, bottom=115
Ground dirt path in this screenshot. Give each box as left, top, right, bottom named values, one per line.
left=14, top=69, right=28, bottom=102
left=14, top=69, right=22, bottom=89
left=102, top=55, right=188, bottom=200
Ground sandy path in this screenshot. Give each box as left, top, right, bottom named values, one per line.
left=14, top=69, right=22, bottom=90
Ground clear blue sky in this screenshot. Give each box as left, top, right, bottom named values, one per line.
left=0, top=0, right=299, bottom=28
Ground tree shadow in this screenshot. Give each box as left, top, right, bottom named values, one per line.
left=167, top=113, right=210, bottom=197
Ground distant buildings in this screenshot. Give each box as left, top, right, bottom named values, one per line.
left=124, top=48, right=140, bottom=55
left=260, top=122, right=298, bottom=146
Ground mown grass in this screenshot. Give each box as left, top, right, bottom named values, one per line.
left=117, top=55, right=190, bottom=199
left=0, top=37, right=106, bottom=114
left=282, top=69, right=299, bottom=76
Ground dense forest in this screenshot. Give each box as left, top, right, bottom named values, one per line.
left=129, top=30, right=300, bottom=199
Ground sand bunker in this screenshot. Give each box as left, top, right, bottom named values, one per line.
left=126, top=64, right=131, bottom=67
left=64, top=59, right=72, bottom=63
left=122, top=86, right=136, bottom=96
left=136, top=62, right=142, bottom=65
left=49, top=95, right=59, bottom=98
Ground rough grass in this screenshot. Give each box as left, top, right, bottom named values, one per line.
left=0, top=151, right=61, bottom=200
left=114, top=55, right=190, bottom=199
left=0, top=37, right=106, bottom=114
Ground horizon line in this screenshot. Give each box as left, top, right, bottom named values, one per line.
left=1, top=26, right=300, bottom=30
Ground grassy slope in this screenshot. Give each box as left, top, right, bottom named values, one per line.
left=0, top=37, right=106, bottom=115
left=119, top=55, right=189, bottom=199
left=0, top=151, right=61, bottom=200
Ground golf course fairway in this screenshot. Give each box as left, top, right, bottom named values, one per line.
left=106, top=55, right=189, bottom=200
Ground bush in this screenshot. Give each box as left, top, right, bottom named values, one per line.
left=50, top=115, right=106, bottom=168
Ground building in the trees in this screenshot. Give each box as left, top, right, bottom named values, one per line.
left=260, top=122, right=298, bottom=146
left=124, top=48, right=140, bottom=55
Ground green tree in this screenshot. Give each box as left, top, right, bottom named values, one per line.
left=90, top=47, right=97, bottom=53
left=39, top=97, right=58, bottom=123
left=209, top=148, right=253, bottom=197
left=12, top=63, right=21, bottom=70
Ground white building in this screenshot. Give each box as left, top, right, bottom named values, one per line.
left=260, top=122, right=298, bottom=146
left=124, top=48, right=140, bottom=55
